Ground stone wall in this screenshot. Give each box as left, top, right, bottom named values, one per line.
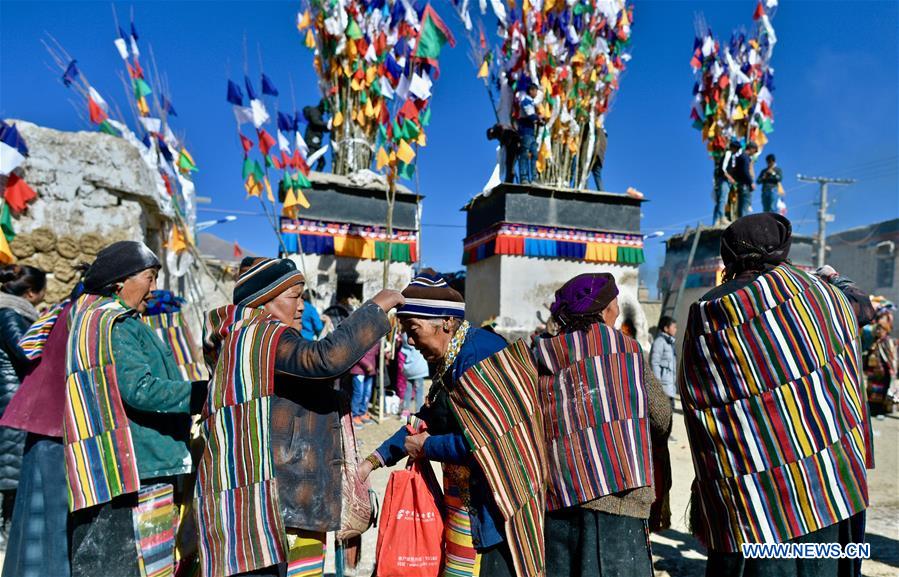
left=4, top=120, right=174, bottom=302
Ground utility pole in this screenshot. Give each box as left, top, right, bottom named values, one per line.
left=797, top=175, right=855, bottom=268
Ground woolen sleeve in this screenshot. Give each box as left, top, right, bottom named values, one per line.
left=275, top=302, right=390, bottom=379
left=0, top=309, right=32, bottom=369
left=644, top=362, right=672, bottom=439
left=113, top=321, right=192, bottom=414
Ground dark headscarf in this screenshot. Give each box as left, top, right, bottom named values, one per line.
left=721, top=213, right=792, bottom=279
left=83, top=241, right=160, bottom=294
left=550, top=273, right=619, bottom=330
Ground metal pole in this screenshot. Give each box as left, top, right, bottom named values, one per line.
left=671, top=223, right=703, bottom=317
left=816, top=182, right=828, bottom=268
left=797, top=175, right=855, bottom=269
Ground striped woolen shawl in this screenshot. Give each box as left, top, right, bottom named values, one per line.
left=63, top=294, right=140, bottom=511
left=536, top=322, right=652, bottom=511
left=194, top=305, right=289, bottom=577
left=680, top=264, right=872, bottom=552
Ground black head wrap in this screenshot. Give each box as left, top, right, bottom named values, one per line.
left=83, top=241, right=160, bottom=294
left=721, top=213, right=792, bottom=278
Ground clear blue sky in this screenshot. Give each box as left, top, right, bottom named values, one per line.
left=2, top=1, right=897, bottom=295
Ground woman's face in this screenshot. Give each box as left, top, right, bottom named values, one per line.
left=401, top=317, right=454, bottom=362
left=263, top=283, right=305, bottom=329
left=118, top=268, right=158, bottom=313
left=23, top=287, right=45, bottom=306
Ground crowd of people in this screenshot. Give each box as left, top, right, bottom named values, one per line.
left=0, top=212, right=893, bottom=577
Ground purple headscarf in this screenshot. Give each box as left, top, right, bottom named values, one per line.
left=550, top=273, right=619, bottom=328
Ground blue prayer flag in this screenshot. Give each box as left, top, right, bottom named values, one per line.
left=226, top=80, right=244, bottom=106
left=62, top=60, right=80, bottom=87
left=261, top=73, right=279, bottom=96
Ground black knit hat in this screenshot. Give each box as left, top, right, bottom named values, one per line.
left=83, top=241, right=161, bottom=294
left=233, top=257, right=305, bottom=308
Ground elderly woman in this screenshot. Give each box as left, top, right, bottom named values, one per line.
left=357, top=269, right=520, bottom=577
left=195, top=257, right=403, bottom=577
left=536, top=273, right=671, bottom=577
left=680, top=214, right=875, bottom=577
left=62, top=241, right=205, bottom=577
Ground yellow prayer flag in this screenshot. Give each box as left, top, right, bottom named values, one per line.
left=620, top=8, right=630, bottom=27
left=350, top=77, right=362, bottom=92
left=167, top=226, right=187, bottom=253
left=732, top=107, right=746, bottom=120
left=333, top=111, right=344, bottom=127
left=283, top=189, right=299, bottom=208
left=295, top=188, right=311, bottom=209
left=416, top=132, right=427, bottom=147
left=376, top=147, right=390, bottom=170
left=366, top=66, right=377, bottom=85
left=477, top=60, right=489, bottom=79
left=137, top=97, right=150, bottom=117
left=298, top=10, right=311, bottom=31
left=0, top=234, right=15, bottom=265
left=396, top=140, right=415, bottom=164
left=372, top=100, right=382, bottom=119
left=265, top=177, right=274, bottom=202
left=305, top=30, right=316, bottom=49
left=245, top=175, right=262, bottom=198
left=364, top=98, right=375, bottom=118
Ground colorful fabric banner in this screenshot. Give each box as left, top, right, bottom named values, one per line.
left=536, top=322, right=652, bottom=511
left=680, top=264, right=871, bottom=552
left=450, top=340, right=547, bottom=577
left=463, top=223, right=643, bottom=266
left=63, top=295, right=140, bottom=512
left=280, top=217, right=418, bottom=263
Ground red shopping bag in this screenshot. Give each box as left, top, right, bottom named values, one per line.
left=375, top=458, right=445, bottom=577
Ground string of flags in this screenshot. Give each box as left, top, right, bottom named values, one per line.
left=298, top=0, right=455, bottom=181
left=225, top=71, right=313, bottom=219
left=0, top=121, right=36, bottom=264
left=49, top=15, right=201, bottom=264
left=690, top=0, right=777, bottom=157
left=449, top=0, right=633, bottom=188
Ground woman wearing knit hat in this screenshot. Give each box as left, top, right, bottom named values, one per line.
left=195, top=257, right=403, bottom=577
left=63, top=240, right=206, bottom=577
left=536, top=272, right=671, bottom=577
left=359, top=269, right=541, bottom=577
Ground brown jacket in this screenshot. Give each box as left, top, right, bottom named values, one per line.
left=270, top=302, right=389, bottom=531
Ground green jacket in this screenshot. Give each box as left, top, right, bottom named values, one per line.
left=112, top=314, right=193, bottom=479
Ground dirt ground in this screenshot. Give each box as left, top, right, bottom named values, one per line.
left=341, top=401, right=899, bottom=577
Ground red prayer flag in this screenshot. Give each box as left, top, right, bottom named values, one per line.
left=3, top=174, right=37, bottom=214
left=88, top=98, right=108, bottom=124
left=753, top=1, right=765, bottom=21
left=240, top=134, right=254, bottom=155
left=739, top=84, right=754, bottom=99
left=257, top=129, right=276, bottom=157
left=233, top=242, right=243, bottom=259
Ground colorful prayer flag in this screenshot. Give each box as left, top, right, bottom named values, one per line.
left=414, top=4, right=456, bottom=60
left=3, top=173, right=37, bottom=214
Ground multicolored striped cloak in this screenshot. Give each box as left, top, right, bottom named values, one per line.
left=449, top=340, right=547, bottom=577
left=63, top=294, right=141, bottom=511
left=143, top=311, right=206, bottom=381
left=536, top=322, right=652, bottom=511
left=680, top=264, right=872, bottom=553
left=194, top=305, right=289, bottom=577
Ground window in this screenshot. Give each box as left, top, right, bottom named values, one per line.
left=876, top=242, right=895, bottom=288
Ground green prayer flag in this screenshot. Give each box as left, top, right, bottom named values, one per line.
left=398, top=161, right=415, bottom=180
left=403, top=119, right=420, bottom=139
left=242, top=158, right=255, bottom=180
left=0, top=203, right=15, bottom=241
left=252, top=160, right=265, bottom=182
left=98, top=120, right=121, bottom=136
left=420, top=106, right=431, bottom=127
left=133, top=78, right=152, bottom=99
left=760, top=118, right=774, bottom=134
left=346, top=20, right=363, bottom=40
left=178, top=150, right=198, bottom=173
left=414, top=6, right=454, bottom=59
left=295, top=172, right=312, bottom=188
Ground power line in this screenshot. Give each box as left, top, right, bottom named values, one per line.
left=797, top=174, right=856, bottom=268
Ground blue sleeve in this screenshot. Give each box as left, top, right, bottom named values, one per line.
left=374, top=426, right=411, bottom=467
left=423, top=432, right=471, bottom=464
left=310, top=306, right=324, bottom=334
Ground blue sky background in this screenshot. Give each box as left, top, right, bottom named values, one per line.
left=2, top=0, right=897, bottom=295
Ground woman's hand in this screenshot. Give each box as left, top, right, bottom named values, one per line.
left=404, top=432, right=431, bottom=460
left=356, top=459, right=375, bottom=484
